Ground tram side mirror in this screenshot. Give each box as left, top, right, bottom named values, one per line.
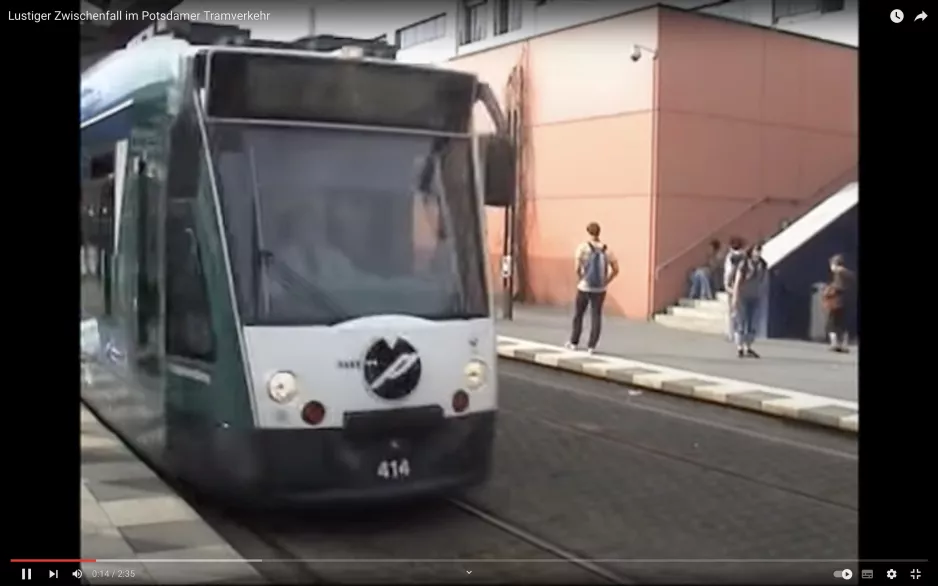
left=480, top=133, right=516, bottom=207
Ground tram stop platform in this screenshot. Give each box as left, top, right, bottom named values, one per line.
left=496, top=305, right=858, bottom=432
left=80, top=404, right=263, bottom=584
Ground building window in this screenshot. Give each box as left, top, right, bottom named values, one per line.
left=396, top=14, right=446, bottom=49
left=819, top=0, right=846, bottom=13
left=459, top=0, right=488, bottom=46
left=493, top=0, right=522, bottom=35
left=772, top=0, right=844, bottom=22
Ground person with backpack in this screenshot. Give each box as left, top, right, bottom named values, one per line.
left=822, top=254, right=854, bottom=353
left=565, top=222, right=619, bottom=354
left=722, top=236, right=746, bottom=340
left=731, top=244, right=768, bottom=358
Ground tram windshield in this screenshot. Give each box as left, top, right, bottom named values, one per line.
left=209, top=123, right=489, bottom=326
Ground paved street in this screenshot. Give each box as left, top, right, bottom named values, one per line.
left=197, top=361, right=857, bottom=585
left=498, top=305, right=858, bottom=402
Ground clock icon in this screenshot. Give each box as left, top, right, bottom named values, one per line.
left=890, top=9, right=904, bottom=23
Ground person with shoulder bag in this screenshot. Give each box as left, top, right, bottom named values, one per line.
left=822, top=254, right=854, bottom=353
left=731, top=244, right=768, bottom=358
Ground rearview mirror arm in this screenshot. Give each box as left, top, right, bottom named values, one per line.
left=476, top=82, right=509, bottom=136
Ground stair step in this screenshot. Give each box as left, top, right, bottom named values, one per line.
left=654, top=313, right=728, bottom=335
left=676, top=298, right=729, bottom=314
left=668, top=305, right=728, bottom=321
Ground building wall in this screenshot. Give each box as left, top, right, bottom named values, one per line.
left=307, top=0, right=856, bottom=67
left=650, top=8, right=857, bottom=313
left=705, top=0, right=858, bottom=47
left=450, top=10, right=659, bottom=318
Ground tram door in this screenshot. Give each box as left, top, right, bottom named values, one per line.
left=132, top=153, right=164, bottom=380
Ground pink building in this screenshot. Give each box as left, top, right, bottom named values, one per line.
left=450, top=5, right=857, bottom=319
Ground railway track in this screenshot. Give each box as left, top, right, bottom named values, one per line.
left=201, top=495, right=632, bottom=584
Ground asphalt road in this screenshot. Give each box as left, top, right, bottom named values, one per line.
left=203, top=360, right=858, bottom=585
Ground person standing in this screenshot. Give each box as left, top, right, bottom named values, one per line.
left=731, top=244, right=768, bottom=358
left=722, top=237, right=746, bottom=340
left=566, top=222, right=619, bottom=354
left=822, top=254, right=854, bottom=353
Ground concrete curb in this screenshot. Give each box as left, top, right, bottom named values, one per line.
left=496, top=335, right=858, bottom=433
left=80, top=402, right=264, bottom=584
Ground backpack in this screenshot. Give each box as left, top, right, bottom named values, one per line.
left=583, top=243, right=608, bottom=289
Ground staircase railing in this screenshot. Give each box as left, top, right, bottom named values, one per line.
left=654, top=164, right=858, bottom=283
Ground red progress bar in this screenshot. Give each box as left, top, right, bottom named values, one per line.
left=10, top=559, right=96, bottom=563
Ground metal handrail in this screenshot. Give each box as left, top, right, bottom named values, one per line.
left=653, top=164, right=857, bottom=280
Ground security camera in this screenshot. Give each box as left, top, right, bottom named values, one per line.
left=630, top=45, right=642, bottom=62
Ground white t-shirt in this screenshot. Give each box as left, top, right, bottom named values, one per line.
left=574, top=240, right=617, bottom=293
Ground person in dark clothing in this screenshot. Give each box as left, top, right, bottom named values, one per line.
left=688, top=239, right=722, bottom=300
left=822, top=254, right=854, bottom=353
left=565, top=222, right=620, bottom=354
left=731, top=244, right=768, bottom=358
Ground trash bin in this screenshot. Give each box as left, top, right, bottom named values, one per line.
left=809, top=282, right=828, bottom=342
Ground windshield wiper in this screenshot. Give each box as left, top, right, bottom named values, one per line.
left=258, top=249, right=349, bottom=321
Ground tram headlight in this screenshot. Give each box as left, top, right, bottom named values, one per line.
left=267, top=371, right=299, bottom=404
left=464, top=359, right=488, bottom=390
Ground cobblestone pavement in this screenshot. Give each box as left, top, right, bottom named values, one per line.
left=215, top=361, right=856, bottom=585
left=80, top=404, right=263, bottom=585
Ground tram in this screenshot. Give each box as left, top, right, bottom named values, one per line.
left=80, top=24, right=515, bottom=506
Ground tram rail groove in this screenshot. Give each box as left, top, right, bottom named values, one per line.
left=446, top=498, right=633, bottom=584
left=83, top=397, right=623, bottom=583
left=500, top=405, right=857, bottom=512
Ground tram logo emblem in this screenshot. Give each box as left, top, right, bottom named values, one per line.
left=362, top=337, right=422, bottom=400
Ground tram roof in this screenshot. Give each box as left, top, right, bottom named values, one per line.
left=81, top=36, right=194, bottom=126
left=81, top=29, right=478, bottom=130
left=81, top=1, right=184, bottom=66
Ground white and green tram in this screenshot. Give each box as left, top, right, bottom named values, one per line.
left=80, top=29, right=515, bottom=506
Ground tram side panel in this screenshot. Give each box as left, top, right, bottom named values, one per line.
left=82, top=95, right=169, bottom=463
left=161, top=95, right=259, bottom=489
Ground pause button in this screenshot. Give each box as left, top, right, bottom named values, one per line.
left=21, top=568, right=32, bottom=580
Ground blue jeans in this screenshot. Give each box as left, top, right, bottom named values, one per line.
left=688, top=268, right=714, bottom=300
left=734, top=296, right=760, bottom=346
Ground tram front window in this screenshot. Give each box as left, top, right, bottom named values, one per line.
left=210, top=124, right=488, bottom=326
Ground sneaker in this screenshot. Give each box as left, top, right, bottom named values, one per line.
left=737, top=349, right=745, bottom=358
left=746, top=349, right=760, bottom=359
left=586, top=347, right=595, bottom=355
left=564, top=342, right=576, bottom=350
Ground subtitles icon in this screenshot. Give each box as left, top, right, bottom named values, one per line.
left=861, top=569, right=873, bottom=579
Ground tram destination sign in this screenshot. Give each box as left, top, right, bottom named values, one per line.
left=206, top=52, right=476, bottom=133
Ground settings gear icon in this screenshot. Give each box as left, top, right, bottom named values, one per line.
left=887, top=569, right=897, bottom=579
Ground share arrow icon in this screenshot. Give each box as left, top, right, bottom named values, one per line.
left=915, top=11, right=927, bottom=21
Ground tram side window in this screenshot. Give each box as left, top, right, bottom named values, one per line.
left=80, top=154, right=115, bottom=318
left=165, top=201, right=216, bottom=362
left=167, top=106, right=199, bottom=200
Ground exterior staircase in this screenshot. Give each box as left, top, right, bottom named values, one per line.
left=654, top=292, right=729, bottom=335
